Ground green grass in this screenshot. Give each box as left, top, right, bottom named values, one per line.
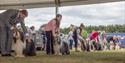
left=0, top=49, right=125, bottom=63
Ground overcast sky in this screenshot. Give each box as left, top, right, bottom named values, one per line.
left=0, top=1, right=125, bottom=30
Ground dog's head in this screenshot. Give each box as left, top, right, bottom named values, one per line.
left=13, top=28, right=25, bottom=43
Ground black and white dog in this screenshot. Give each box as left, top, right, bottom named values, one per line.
left=13, top=27, right=25, bottom=57
left=60, top=34, right=70, bottom=55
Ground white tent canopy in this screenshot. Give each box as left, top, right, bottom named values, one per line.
left=0, top=0, right=124, bottom=10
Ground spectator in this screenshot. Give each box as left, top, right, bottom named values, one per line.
left=67, top=25, right=74, bottom=50
left=80, top=24, right=89, bottom=51
left=100, top=31, right=107, bottom=50
left=39, top=25, right=46, bottom=51
left=78, top=23, right=86, bottom=51
left=73, top=26, right=79, bottom=52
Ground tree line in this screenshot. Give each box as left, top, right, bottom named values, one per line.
left=60, top=24, right=125, bottom=34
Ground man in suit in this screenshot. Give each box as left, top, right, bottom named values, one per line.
left=0, top=9, right=28, bottom=56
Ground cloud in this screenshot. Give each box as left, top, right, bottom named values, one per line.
left=58, top=1, right=125, bottom=27
left=25, top=8, right=56, bottom=29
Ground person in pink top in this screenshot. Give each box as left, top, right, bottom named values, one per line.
left=44, top=14, right=62, bottom=55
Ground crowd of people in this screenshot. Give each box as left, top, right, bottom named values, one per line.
left=0, top=9, right=122, bottom=57
left=38, top=23, right=122, bottom=55
left=67, top=24, right=122, bottom=52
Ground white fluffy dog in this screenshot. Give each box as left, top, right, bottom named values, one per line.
left=115, top=43, right=120, bottom=50
left=110, top=41, right=114, bottom=50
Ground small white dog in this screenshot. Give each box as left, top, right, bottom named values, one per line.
left=115, top=43, right=120, bottom=50
left=110, top=41, right=114, bottom=50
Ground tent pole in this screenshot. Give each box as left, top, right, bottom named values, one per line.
left=55, top=0, right=60, bottom=16
left=55, top=4, right=58, bottom=15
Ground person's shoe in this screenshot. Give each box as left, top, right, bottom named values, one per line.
left=42, top=48, right=45, bottom=51
left=15, top=55, right=25, bottom=57
left=75, top=50, right=80, bottom=52
left=1, top=54, right=8, bottom=56
left=7, top=54, right=12, bottom=56
left=47, top=53, right=50, bottom=55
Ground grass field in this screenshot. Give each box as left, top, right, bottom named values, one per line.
left=0, top=49, right=125, bottom=63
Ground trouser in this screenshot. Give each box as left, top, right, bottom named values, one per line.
left=0, top=25, right=12, bottom=55
left=73, top=36, right=78, bottom=49
left=69, top=39, right=73, bottom=50
left=81, top=40, right=87, bottom=51
left=86, top=42, right=90, bottom=51
left=93, top=41, right=100, bottom=50
left=45, top=31, right=54, bottom=54
left=42, top=35, right=46, bottom=50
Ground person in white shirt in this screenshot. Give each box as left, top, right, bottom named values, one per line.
left=68, top=27, right=74, bottom=50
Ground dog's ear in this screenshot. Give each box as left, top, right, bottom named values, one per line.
left=13, top=37, right=16, bottom=43
left=16, top=31, right=18, bottom=35
left=19, top=31, right=25, bottom=42
left=0, top=26, right=1, bottom=32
